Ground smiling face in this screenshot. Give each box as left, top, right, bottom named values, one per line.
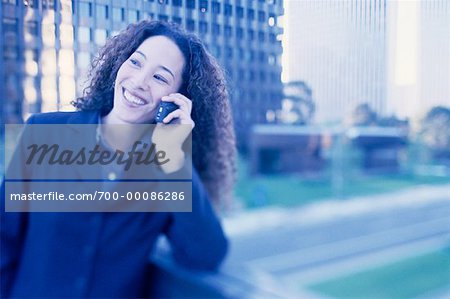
left=108, top=35, right=186, bottom=124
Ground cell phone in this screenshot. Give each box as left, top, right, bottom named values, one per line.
left=155, top=101, right=179, bottom=123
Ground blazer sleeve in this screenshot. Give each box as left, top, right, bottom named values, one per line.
left=1, top=115, right=37, bottom=297
left=163, top=168, right=228, bottom=271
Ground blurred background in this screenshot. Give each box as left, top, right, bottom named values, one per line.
left=1, top=0, right=449, bottom=298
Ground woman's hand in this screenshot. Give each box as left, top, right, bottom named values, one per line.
left=152, top=93, right=194, bottom=174
left=161, top=93, right=195, bottom=127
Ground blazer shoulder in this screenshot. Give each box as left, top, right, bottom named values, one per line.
left=26, top=111, right=98, bottom=124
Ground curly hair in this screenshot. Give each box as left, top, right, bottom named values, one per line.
left=72, top=20, right=236, bottom=207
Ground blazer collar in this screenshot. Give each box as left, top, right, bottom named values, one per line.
left=67, top=110, right=100, bottom=126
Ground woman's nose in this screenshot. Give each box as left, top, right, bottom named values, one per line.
left=133, top=71, right=152, bottom=91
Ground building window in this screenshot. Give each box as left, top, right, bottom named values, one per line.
left=236, top=6, right=244, bottom=18
left=236, top=27, right=243, bottom=40
left=128, top=10, right=138, bottom=23
left=79, top=2, right=92, bottom=17
left=211, top=45, right=221, bottom=58
left=260, top=71, right=266, bottom=82
left=60, top=24, right=74, bottom=47
left=247, top=8, right=255, bottom=20
left=238, top=69, right=245, bottom=80
left=199, top=21, right=208, bottom=34
left=95, top=29, right=107, bottom=45
left=78, top=27, right=91, bottom=43
left=271, top=73, right=278, bottom=81
left=144, top=12, right=154, bottom=20
left=186, top=19, right=195, bottom=31
left=112, top=7, right=119, bottom=21
left=227, top=68, right=233, bottom=80
left=43, top=0, right=55, bottom=10
left=269, top=33, right=276, bottom=43
left=25, top=49, right=40, bottom=62
left=96, top=5, right=108, bottom=20
left=212, top=1, right=220, bottom=14
left=224, top=4, right=232, bottom=16
left=25, top=21, right=38, bottom=36
left=172, top=16, right=182, bottom=24
left=186, top=0, right=195, bottom=9
left=249, top=71, right=255, bottom=81
left=225, top=46, right=233, bottom=59
left=158, top=14, right=168, bottom=21
left=247, top=29, right=254, bottom=41
left=158, top=0, right=168, bottom=4
left=238, top=48, right=244, bottom=59
left=113, top=7, right=125, bottom=22
left=3, top=17, right=18, bottom=33
left=258, top=11, right=266, bottom=23
left=23, top=0, right=37, bottom=8
left=2, top=0, right=18, bottom=5
left=200, top=0, right=207, bottom=13
left=4, top=46, right=18, bottom=60
left=77, top=52, right=90, bottom=69
left=224, top=25, right=232, bottom=38
left=258, top=31, right=265, bottom=42
left=246, top=50, right=254, bottom=62
left=268, top=53, right=276, bottom=65
left=268, top=15, right=276, bottom=26
left=259, top=51, right=265, bottom=63
left=172, top=0, right=182, bottom=7
left=42, top=23, right=56, bottom=46
left=212, top=23, right=220, bottom=35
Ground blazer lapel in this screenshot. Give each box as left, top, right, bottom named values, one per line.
left=64, top=111, right=102, bottom=181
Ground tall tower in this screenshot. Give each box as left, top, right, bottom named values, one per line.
left=282, top=0, right=450, bottom=123
left=1, top=0, right=284, bottom=147
left=282, top=0, right=388, bottom=123
left=387, top=0, right=450, bottom=119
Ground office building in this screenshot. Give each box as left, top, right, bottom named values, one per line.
left=1, top=0, right=284, bottom=145
left=282, top=0, right=450, bottom=123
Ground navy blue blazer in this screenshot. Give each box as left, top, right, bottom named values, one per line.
left=1, top=111, right=228, bottom=298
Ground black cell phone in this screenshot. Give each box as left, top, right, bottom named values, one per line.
left=155, top=101, right=179, bottom=123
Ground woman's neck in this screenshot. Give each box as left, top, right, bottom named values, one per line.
left=100, top=114, right=152, bottom=152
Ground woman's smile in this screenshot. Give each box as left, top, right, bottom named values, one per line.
left=122, top=87, right=149, bottom=107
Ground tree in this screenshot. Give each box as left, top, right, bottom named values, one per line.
left=278, top=81, right=315, bottom=124
left=420, top=106, right=450, bottom=160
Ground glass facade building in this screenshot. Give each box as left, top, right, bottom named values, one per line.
left=282, top=0, right=450, bottom=123
left=1, top=0, right=284, bottom=145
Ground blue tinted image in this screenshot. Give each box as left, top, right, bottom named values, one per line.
left=1, top=0, right=449, bottom=298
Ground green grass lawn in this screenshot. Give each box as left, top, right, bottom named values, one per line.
left=234, top=156, right=449, bottom=209
left=307, top=249, right=450, bottom=299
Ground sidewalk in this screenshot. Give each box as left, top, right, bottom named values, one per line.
left=224, top=183, right=450, bottom=237
left=223, top=184, right=450, bottom=298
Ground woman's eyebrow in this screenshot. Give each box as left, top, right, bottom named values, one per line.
left=135, top=50, right=147, bottom=59
left=159, top=66, right=175, bottom=79
left=134, top=50, right=175, bottom=79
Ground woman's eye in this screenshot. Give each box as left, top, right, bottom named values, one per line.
left=129, top=58, right=140, bottom=67
left=154, top=74, right=168, bottom=83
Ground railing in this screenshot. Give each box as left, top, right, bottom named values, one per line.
left=147, top=240, right=291, bottom=298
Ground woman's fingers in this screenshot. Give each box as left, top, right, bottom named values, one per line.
left=161, top=93, right=194, bottom=127
left=161, top=93, right=192, bottom=113
left=163, top=109, right=195, bottom=127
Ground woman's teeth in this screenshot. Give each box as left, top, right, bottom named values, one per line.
left=123, top=89, right=146, bottom=106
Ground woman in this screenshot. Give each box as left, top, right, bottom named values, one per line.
left=1, top=20, right=236, bottom=298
